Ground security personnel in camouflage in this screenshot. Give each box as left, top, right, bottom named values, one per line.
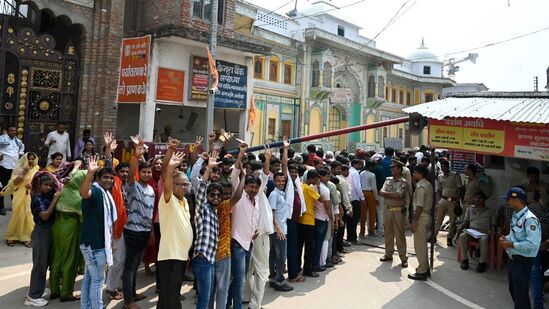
left=379, top=159, right=409, bottom=268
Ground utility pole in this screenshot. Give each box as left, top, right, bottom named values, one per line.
left=534, top=76, right=539, bottom=92
left=205, top=0, right=219, bottom=151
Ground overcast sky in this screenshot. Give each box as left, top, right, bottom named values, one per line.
left=247, top=0, right=549, bottom=91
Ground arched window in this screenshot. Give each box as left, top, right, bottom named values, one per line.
left=269, top=57, right=279, bottom=82
left=378, top=76, right=385, bottom=98
left=254, top=57, right=264, bottom=79
left=283, top=61, right=293, bottom=84
left=323, top=62, right=332, bottom=87
left=329, top=106, right=341, bottom=146
left=312, top=61, right=320, bottom=87
left=368, top=75, right=375, bottom=97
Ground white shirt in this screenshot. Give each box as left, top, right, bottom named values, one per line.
left=360, top=170, right=380, bottom=200
left=0, top=134, right=24, bottom=169
left=44, top=131, right=71, bottom=163
left=313, top=183, right=331, bottom=221
left=348, top=167, right=364, bottom=201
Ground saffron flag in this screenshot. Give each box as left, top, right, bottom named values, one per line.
left=207, top=47, right=219, bottom=92
left=248, top=96, right=256, bottom=130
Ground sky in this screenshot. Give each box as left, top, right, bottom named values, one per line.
left=247, top=0, right=549, bottom=91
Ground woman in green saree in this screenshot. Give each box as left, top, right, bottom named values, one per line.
left=49, top=160, right=86, bottom=302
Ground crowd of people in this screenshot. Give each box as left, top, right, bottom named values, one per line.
left=0, top=123, right=547, bottom=309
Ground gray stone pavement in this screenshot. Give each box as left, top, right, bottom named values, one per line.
left=0, top=203, right=546, bottom=309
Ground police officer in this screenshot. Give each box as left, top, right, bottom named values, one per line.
left=435, top=159, right=462, bottom=247
left=379, top=159, right=409, bottom=267
left=408, top=165, right=433, bottom=281
left=499, top=187, right=541, bottom=309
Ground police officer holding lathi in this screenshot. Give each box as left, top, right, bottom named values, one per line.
left=499, top=187, right=541, bottom=309
left=379, top=159, right=409, bottom=268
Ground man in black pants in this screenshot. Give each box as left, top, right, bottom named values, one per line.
left=0, top=126, right=25, bottom=215
left=297, top=170, right=321, bottom=278
left=122, top=138, right=156, bottom=309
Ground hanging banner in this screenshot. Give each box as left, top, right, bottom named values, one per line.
left=156, top=67, right=185, bottom=103
left=429, top=117, right=549, bottom=161
left=189, top=56, right=248, bottom=109
left=116, top=35, right=151, bottom=103
left=190, top=56, right=209, bottom=101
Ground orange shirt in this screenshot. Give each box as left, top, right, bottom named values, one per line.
left=216, top=200, right=232, bottom=261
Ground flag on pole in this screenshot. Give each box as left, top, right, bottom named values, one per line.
left=248, top=96, right=256, bottom=130
left=207, top=47, right=218, bottom=92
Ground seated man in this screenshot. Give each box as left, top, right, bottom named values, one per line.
left=459, top=192, right=495, bottom=273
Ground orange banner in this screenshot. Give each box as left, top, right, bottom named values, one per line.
left=156, top=67, right=185, bottom=103
left=116, top=35, right=151, bottom=103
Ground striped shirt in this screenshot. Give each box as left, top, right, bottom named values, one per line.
left=193, top=180, right=219, bottom=264
left=124, top=182, right=155, bottom=232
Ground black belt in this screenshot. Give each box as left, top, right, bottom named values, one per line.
left=508, top=254, right=533, bottom=262
left=441, top=196, right=458, bottom=202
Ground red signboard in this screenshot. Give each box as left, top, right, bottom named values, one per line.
left=429, top=117, right=549, bottom=161
left=156, top=67, right=185, bottom=103
left=190, top=56, right=209, bottom=101
left=116, top=35, right=151, bottom=103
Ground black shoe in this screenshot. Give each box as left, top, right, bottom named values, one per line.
left=274, top=283, right=294, bottom=292
left=476, top=262, right=487, bottom=273
left=325, top=262, right=334, bottom=268
left=304, top=271, right=319, bottom=278
left=342, top=241, right=351, bottom=247
left=447, top=239, right=453, bottom=247
left=426, top=269, right=431, bottom=277
left=0, top=208, right=6, bottom=216
left=312, top=266, right=326, bottom=272
left=380, top=256, right=393, bottom=262
left=460, top=259, right=469, bottom=270
left=407, top=272, right=428, bottom=281
left=401, top=260, right=408, bottom=268
left=269, top=281, right=277, bottom=288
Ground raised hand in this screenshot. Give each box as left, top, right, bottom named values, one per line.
left=134, top=145, right=145, bottom=158
left=195, top=136, right=204, bottom=147
left=104, top=131, right=114, bottom=146
left=208, top=132, right=217, bottom=143
left=208, top=150, right=220, bottom=168
left=239, top=141, right=248, bottom=153
left=88, top=155, right=99, bottom=173
left=201, top=152, right=210, bottom=161
left=169, top=151, right=185, bottom=168
left=167, top=137, right=180, bottom=150
left=264, top=144, right=272, bottom=160
left=282, top=136, right=290, bottom=149
left=130, top=135, right=144, bottom=147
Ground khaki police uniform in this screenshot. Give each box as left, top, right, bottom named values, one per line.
left=463, top=177, right=480, bottom=216
left=435, top=171, right=462, bottom=239
left=459, top=205, right=495, bottom=263
left=382, top=169, right=409, bottom=261
left=413, top=178, right=433, bottom=274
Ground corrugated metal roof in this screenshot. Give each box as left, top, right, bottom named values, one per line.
left=403, top=97, right=549, bottom=124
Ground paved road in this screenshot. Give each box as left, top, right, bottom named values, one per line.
left=0, top=204, right=545, bottom=309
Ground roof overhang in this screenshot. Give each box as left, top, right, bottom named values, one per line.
left=403, top=95, right=549, bottom=124
left=392, top=69, right=455, bottom=86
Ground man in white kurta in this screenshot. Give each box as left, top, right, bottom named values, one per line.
left=44, top=122, right=71, bottom=164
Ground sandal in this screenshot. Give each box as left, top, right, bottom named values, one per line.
left=134, top=293, right=147, bottom=301
left=6, top=240, right=15, bottom=247
left=289, top=275, right=305, bottom=283
left=24, top=241, right=32, bottom=248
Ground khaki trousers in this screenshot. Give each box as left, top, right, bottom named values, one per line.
left=384, top=208, right=407, bottom=261
left=414, top=216, right=431, bottom=273
left=435, top=199, right=457, bottom=239
left=459, top=233, right=489, bottom=263
left=360, top=191, right=378, bottom=236
left=244, top=234, right=270, bottom=309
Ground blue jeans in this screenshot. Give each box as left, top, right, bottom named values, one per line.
left=192, top=255, right=215, bottom=309
left=80, top=245, right=106, bottom=309
left=228, top=239, right=252, bottom=309
left=286, top=219, right=299, bottom=279
left=530, top=252, right=543, bottom=309
left=313, top=219, right=328, bottom=268
left=269, top=234, right=287, bottom=285
left=209, top=257, right=231, bottom=309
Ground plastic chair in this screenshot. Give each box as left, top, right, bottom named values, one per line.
left=457, top=232, right=497, bottom=271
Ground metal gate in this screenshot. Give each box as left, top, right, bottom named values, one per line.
left=0, top=10, right=79, bottom=161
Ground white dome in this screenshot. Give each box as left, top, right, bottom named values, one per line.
left=408, top=39, right=439, bottom=62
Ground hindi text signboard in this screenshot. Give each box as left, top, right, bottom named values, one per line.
left=215, top=60, right=248, bottom=109
left=156, top=67, right=185, bottom=103
left=429, top=117, right=549, bottom=161
left=116, top=35, right=151, bottom=103
left=190, top=56, right=209, bottom=101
